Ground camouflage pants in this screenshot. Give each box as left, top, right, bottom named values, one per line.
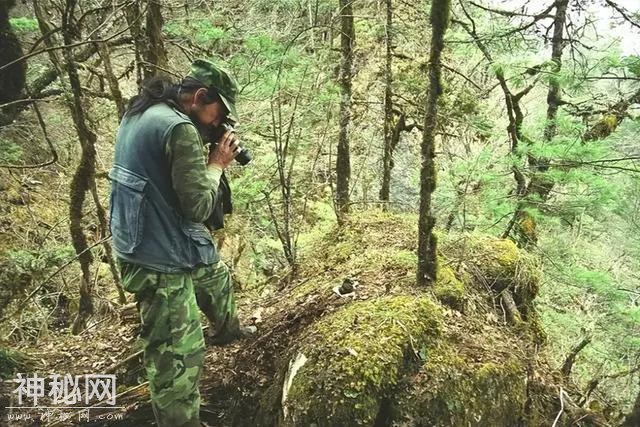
left=119, top=260, right=239, bottom=427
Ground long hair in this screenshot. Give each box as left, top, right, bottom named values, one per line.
left=125, top=76, right=223, bottom=117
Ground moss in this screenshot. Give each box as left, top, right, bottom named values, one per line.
left=453, top=234, right=540, bottom=301
left=433, top=264, right=466, bottom=311
left=396, top=343, right=527, bottom=426
left=282, top=295, right=442, bottom=426
left=519, top=212, right=537, bottom=243
left=0, top=347, right=29, bottom=379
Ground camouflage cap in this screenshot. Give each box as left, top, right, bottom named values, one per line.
left=187, top=59, right=239, bottom=122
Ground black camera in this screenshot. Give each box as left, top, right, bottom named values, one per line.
left=199, top=122, right=252, bottom=166
left=221, top=123, right=252, bottom=166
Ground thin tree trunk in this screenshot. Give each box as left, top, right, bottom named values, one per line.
left=0, top=0, right=26, bottom=125
left=90, top=181, right=126, bottom=304
left=379, top=0, right=394, bottom=206
left=94, top=36, right=126, bottom=119
left=144, top=0, right=168, bottom=78
left=335, top=0, right=354, bottom=223
left=455, top=15, right=541, bottom=242
left=560, top=335, right=591, bottom=378
left=124, top=0, right=146, bottom=84
left=36, top=0, right=98, bottom=334
left=513, top=0, right=568, bottom=247
left=417, top=0, right=450, bottom=286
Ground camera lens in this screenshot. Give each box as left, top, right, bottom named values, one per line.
left=235, top=148, right=252, bottom=166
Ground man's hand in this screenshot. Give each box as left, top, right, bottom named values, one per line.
left=208, top=130, right=239, bottom=170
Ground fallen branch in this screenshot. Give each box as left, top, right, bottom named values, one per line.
left=552, top=387, right=565, bottom=427
left=560, top=335, right=592, bottom=378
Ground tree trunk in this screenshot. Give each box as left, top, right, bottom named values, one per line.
left=94, top=36, right=126, bottom=119
left=623, top=381, right=640, bottom=426
left=379, top=0, right=394, bottom=206
left=417, top=0, right=449, bottom=286
left=90, top=181, right=126, bottom=304
left=0, top=0, right=26, bottom=125
left=514, top=0, right=568, bottom=247
left=36, top=0, right=98, bottom=334
left=124, top=0, right=147, bottom=84
left=335, top=0, right=354, bottom=223
left=144, top=0, right=168, bottom=78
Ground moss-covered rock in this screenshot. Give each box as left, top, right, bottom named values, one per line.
left=251, top=212, right=558, bottom=426
left=443, top=233, right=541, bottom=318
left=433, top=264, right=467, bottom=311
left=395, top=343, right=527, bottom=426
left=282, top=295, right=442, bottom=426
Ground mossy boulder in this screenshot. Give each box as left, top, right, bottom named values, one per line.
left=281, top=295, right=442, bottom=426
left=250, top=212, right=559, bottom=426
left=442, top=233, right=541, bottom=317
left=433, top=264, right=467, bottom=311
left=396, top=343, right=527, bottom=426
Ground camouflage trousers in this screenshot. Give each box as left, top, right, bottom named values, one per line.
left=119, top=260, right=239, bottom=427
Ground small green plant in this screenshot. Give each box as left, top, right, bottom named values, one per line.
left=165, top=19, right=230, bottom=45
left=9, top=17, right=39, bottom=33
left=0, top=245, right=75, bottom=317
left=0, top=139, right=23, bottom=164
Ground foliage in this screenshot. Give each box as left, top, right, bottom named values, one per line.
left=9, top=17, right=38, bottom=33
left=165, top=18, right=230, bottom=46
left=0, top=139, right=23, bottom=164
left=0, top=245, right=75, bottom=318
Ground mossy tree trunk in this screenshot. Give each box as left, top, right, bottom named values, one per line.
left=379, top=0, right=395, bottom=207
left=417, top=0, right=449, bottom=286
left=0, top=0, right=26, bottom=124
left=582, top=87, right=640, bottom=142
left=144, top=0, right=168, bottom=78
left=124, top=0, right=147, bottom=84
left=62, top=1, right=100, bottom=334
left=36, top=0, right=99, bottom=334
left=94, top=33, right=126, bottom=119
left=513, top=0, right=568, bottom=247
left=335, top=0, right=354, bottom=224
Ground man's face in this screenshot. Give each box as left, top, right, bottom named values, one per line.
left=190, top=88, right=228, bottom=129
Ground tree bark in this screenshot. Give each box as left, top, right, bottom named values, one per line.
left=417, top=0, right=449, bottom=286
left=144, top=0, right=168, bottom=78
left=379, top=0, right=394, bottom=206
left=94, top=36, right=126, bottom=119
left=514, top=0, right=569, bottom=247
left=0, top=0, right=27, bottom=124
left=560, top=335, right=591, bottom=378
left=124, top=0, right=147, bottom=84
left=335, top=0, right=354, bottom=223
left=35, top=0, right=99, bottom=334
left=90, top=181, right=126, bottom=304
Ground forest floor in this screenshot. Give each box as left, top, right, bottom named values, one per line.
left=1, top=209, right=611, bottom=426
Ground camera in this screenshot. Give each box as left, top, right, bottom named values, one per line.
left=198, top=121, right=252, bottom=166
left=221, top=123, right=252, bottom=166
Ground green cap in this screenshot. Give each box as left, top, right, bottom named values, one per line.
left=187, top=59, right=239, bottom=122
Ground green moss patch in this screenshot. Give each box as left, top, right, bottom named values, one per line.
left=433, top=264, right=467, bottom=311
left=282, top=295, right=442, bottom=426
left=396, top=342, right=527, bottom=426
left=442, top=233, right=541, bottom=314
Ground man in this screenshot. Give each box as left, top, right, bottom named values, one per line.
left=109, top=59, right=251, bottom=426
